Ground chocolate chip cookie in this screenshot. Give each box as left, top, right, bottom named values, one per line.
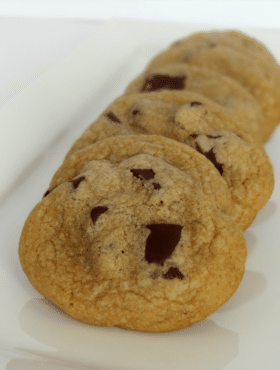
left=146, top=32, right=280, bottom=141
left=19, top=135, right=246, bottom=332
left=123, top=63, right=263, bottom=138
left=64, top=91, right=262, bottom=161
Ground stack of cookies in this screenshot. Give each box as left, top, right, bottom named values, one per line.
left=19, top=30, right=279, bottom=332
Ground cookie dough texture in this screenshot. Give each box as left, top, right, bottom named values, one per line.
left=146, top=30, right=280, bottom=141
left=19, top=135, right=247, bottom=332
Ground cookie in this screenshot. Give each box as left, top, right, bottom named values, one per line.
left=64, top=91, right=262, bottom=160
left=146, top=32, right=280, bottom=141
left=183, top=130, right=274, bottom=230
left=123, top=63, right=263, bottom=137
left=172, top=30, right=280, bottom=88
left=19, top=135, right=246, bottom=332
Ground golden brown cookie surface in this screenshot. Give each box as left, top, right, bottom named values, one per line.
left=123, top=63, right=263, bottom=137
left=146, top=32, right=280, bottom=141
left=19, top=135, right=246, bottom=332
left=172, top=30, right=280, bottom=87
left=64, top=91, right=262, bottom=161
left=184, top=130, right=274, bottom=230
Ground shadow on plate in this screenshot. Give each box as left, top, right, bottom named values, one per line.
left=215, top=270, right=267, bottom=314
left=17, top=297, right=240, bottom=370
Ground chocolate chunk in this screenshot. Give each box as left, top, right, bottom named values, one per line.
left=141, top=74, right=186, bottom=92
left=90, top=206, right=108, bottom=224
left=189, top=133, right=198, bottom=139
left=43, top=190, right=51, bottom=198
left=190, top=101, right=202, bottom=107
left=163, top=267, right=184, bottom=280
left=145, top=224, right=183, bottom=265
left=131, top=169, right=161, bottom=189
left=152, top=182, right=161, bottom=190
left=132, top=109, right=140, bottom=116
left=206, top=134, right=222, bottom=139
left=195, top=144, right=224, bottom=176
left=105, top=111, right=121, bottom=124
left=71, top=176, right=86, bottom=189
left=131, top=169, right=155, bottom=181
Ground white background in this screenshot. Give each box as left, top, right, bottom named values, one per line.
left=0, top=0, right=280, bottom=28
left=1, top=0, right=280, bottom=107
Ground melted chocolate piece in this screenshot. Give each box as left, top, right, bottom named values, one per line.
left=43, top=189, right=51, bottom=198
left=195, top=144, right=224, bottom=176
left=90, top=206, right=108, bottom=224
left=132, top=109, right=140, bottom=116
left=131, top=169, right=155, bottom=181
left=71, top=176, right=86, bottom=190
left=153, top=182, right=161, bottom=190
left=189, top=133, right=198, bottom=139
left=145, top=224, right=183, bottom=265
left=131, top=169, right=161, bottom=189
left=163, top=267, right=184, bottom=280
left=105, top=111, right=121, bottom=124
left=190, top=101, right=202, bottom=107
left=141, top=74, right=186, bottom=92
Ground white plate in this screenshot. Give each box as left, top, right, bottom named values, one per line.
left=1, top=19, right=280, bottom=370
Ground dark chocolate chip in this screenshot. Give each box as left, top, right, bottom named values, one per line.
left=163, top=267, right=184, bottom=280
left=90, top=206, right=108, bottom=224
left=195, top=144, right=224, bottom=176
left=189, top=133, right=199, bottom=139
left=190, top=101, right=202, bottom=107
left=206, top=134, right=222, bottom=139
left=105, top=111, right=121, bottom=124
left=195, top=142, right=203, bottom=155
left=71, top=176, right=86, bottom=190
left=152, top=182, right=161, bottom=190
left=145, top=224, right=183, bottom=265
left=131, top=169, right=155, bottom=181
left=132, top=109, right=140, bottom=116
left=141, top=74, right=186, bottom=92
left=43, top=190, right=51, bottom=198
